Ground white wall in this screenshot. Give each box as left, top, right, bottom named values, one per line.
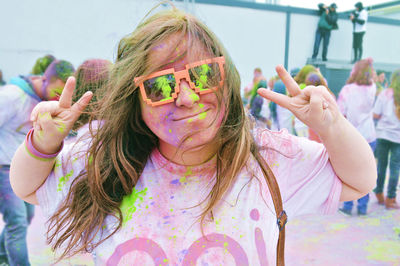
left=1, top=0, right=399, bottom=89
left=194, top=4, right=286, bottom=86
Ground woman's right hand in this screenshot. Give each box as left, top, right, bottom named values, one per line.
left=30, top=76, right=93, bottom=154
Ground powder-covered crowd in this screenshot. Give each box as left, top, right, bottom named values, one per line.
left=244, top=60, right=400, bottom=216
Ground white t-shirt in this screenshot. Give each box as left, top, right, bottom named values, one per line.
left=354, top=9, right=368, bottom=33
left=37, top=128, right=342, bottom=265
left=276, top=106, right=294, bottom=134
left=337, top=82, right=376, bottom=143
left=0, top=84, right=40, bottom=164
left=373, top=88, right=400, bottom=143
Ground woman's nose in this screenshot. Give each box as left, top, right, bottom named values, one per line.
left=175, top=79, right=199, bottom=107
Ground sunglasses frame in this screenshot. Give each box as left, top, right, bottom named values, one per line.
left=134, top=56, right=225, bottom=107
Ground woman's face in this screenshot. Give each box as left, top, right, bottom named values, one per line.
left=139, top=34, right=226, bottom=159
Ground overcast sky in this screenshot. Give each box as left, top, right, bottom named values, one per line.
left=259, top=0, right=391, bottom=11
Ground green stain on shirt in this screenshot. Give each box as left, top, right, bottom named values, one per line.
left=179, top=167, right=192, bottom=183
left=120, top=187, right=148, bottom=226
left=57, top=169, right=74, bottom=192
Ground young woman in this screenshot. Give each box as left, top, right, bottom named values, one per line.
left=337, top=58, right=377, bottom=215
left=373, top=69, right=400, bottom=209
left=10, top=5, right=376, bottom=265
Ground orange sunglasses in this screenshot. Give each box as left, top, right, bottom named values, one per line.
left=134, top=56, right=225, bottom=107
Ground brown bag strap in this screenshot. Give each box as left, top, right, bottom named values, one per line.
left=255, top=152, right=288, bottom=266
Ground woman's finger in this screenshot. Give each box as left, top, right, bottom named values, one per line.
left=59, top=76, right=76, bottom=109
left=275, top=65, right=301, bottom=97
left=258, top=88, right=292, bottom=110
left=303, top=87, right=325, bottom=116
left=69, top=91, right=93, bottom=122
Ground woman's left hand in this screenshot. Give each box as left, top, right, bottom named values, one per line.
left=258, top=65, right=341, bottom=136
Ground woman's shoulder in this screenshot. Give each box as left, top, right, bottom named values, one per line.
left=59, top=134, right=92, bottom=168
left=252, top=127, right=303, bottom=158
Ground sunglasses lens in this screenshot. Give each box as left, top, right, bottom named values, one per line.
left=143, top=74, right=176, bottom=102
left=189, top=63, right=221, bottom=91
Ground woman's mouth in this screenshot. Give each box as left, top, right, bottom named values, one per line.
left=173, top=109, right=210, bottom=121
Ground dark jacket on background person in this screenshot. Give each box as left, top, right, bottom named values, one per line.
left=317, top=3, right=338, bottom=30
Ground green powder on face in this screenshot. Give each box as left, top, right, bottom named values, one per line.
left=120, top=187, right=148, bottom=226
left=198, top=111, right=207, bottom=120
left=49, top=87, right=63, bottom=99
left=189, top=92, right=200, bottom=102
left=199, top=103, right=204, bottom=108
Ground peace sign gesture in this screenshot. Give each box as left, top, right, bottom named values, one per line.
left=258, top=65, right=340, bottom=136
left=30, top=77, right=93, bottom=154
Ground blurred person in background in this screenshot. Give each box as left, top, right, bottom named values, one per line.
left=375, top=70, right=388, bottom=96
left=69, top=58, right=112, bottom=139
left=337, top=58, right=376, bottom=215
left=269, top=80, right=294, bottom=133
left=246, top=68, right=269, bottom=127
left=350, top=2, right=368, bottom=63
left=243, top=67, right=266, bottom=106
left=311, top=3, right=339, bottom=62
left=290, top=67, right=300, bottom=79
left=31, top=54, right=56, bottom=75
left=294, top=64, right=319, bottom=89
left=0, top=60, right=74, bottom=266
left=0, top=70, right=5, bottom=86
left=373, top=69, right=400, bottom=209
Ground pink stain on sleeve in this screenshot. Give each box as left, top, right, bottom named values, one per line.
left=106, top=238, right=168, bottom=266
left=182, top=233, right=248, bottom=265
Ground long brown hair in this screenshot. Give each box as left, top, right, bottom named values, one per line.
left=346, top=58, right=375, bottom=85
left=390, top=69, right=400, bottom=119
left=47, top=4, right=273, bottom=260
